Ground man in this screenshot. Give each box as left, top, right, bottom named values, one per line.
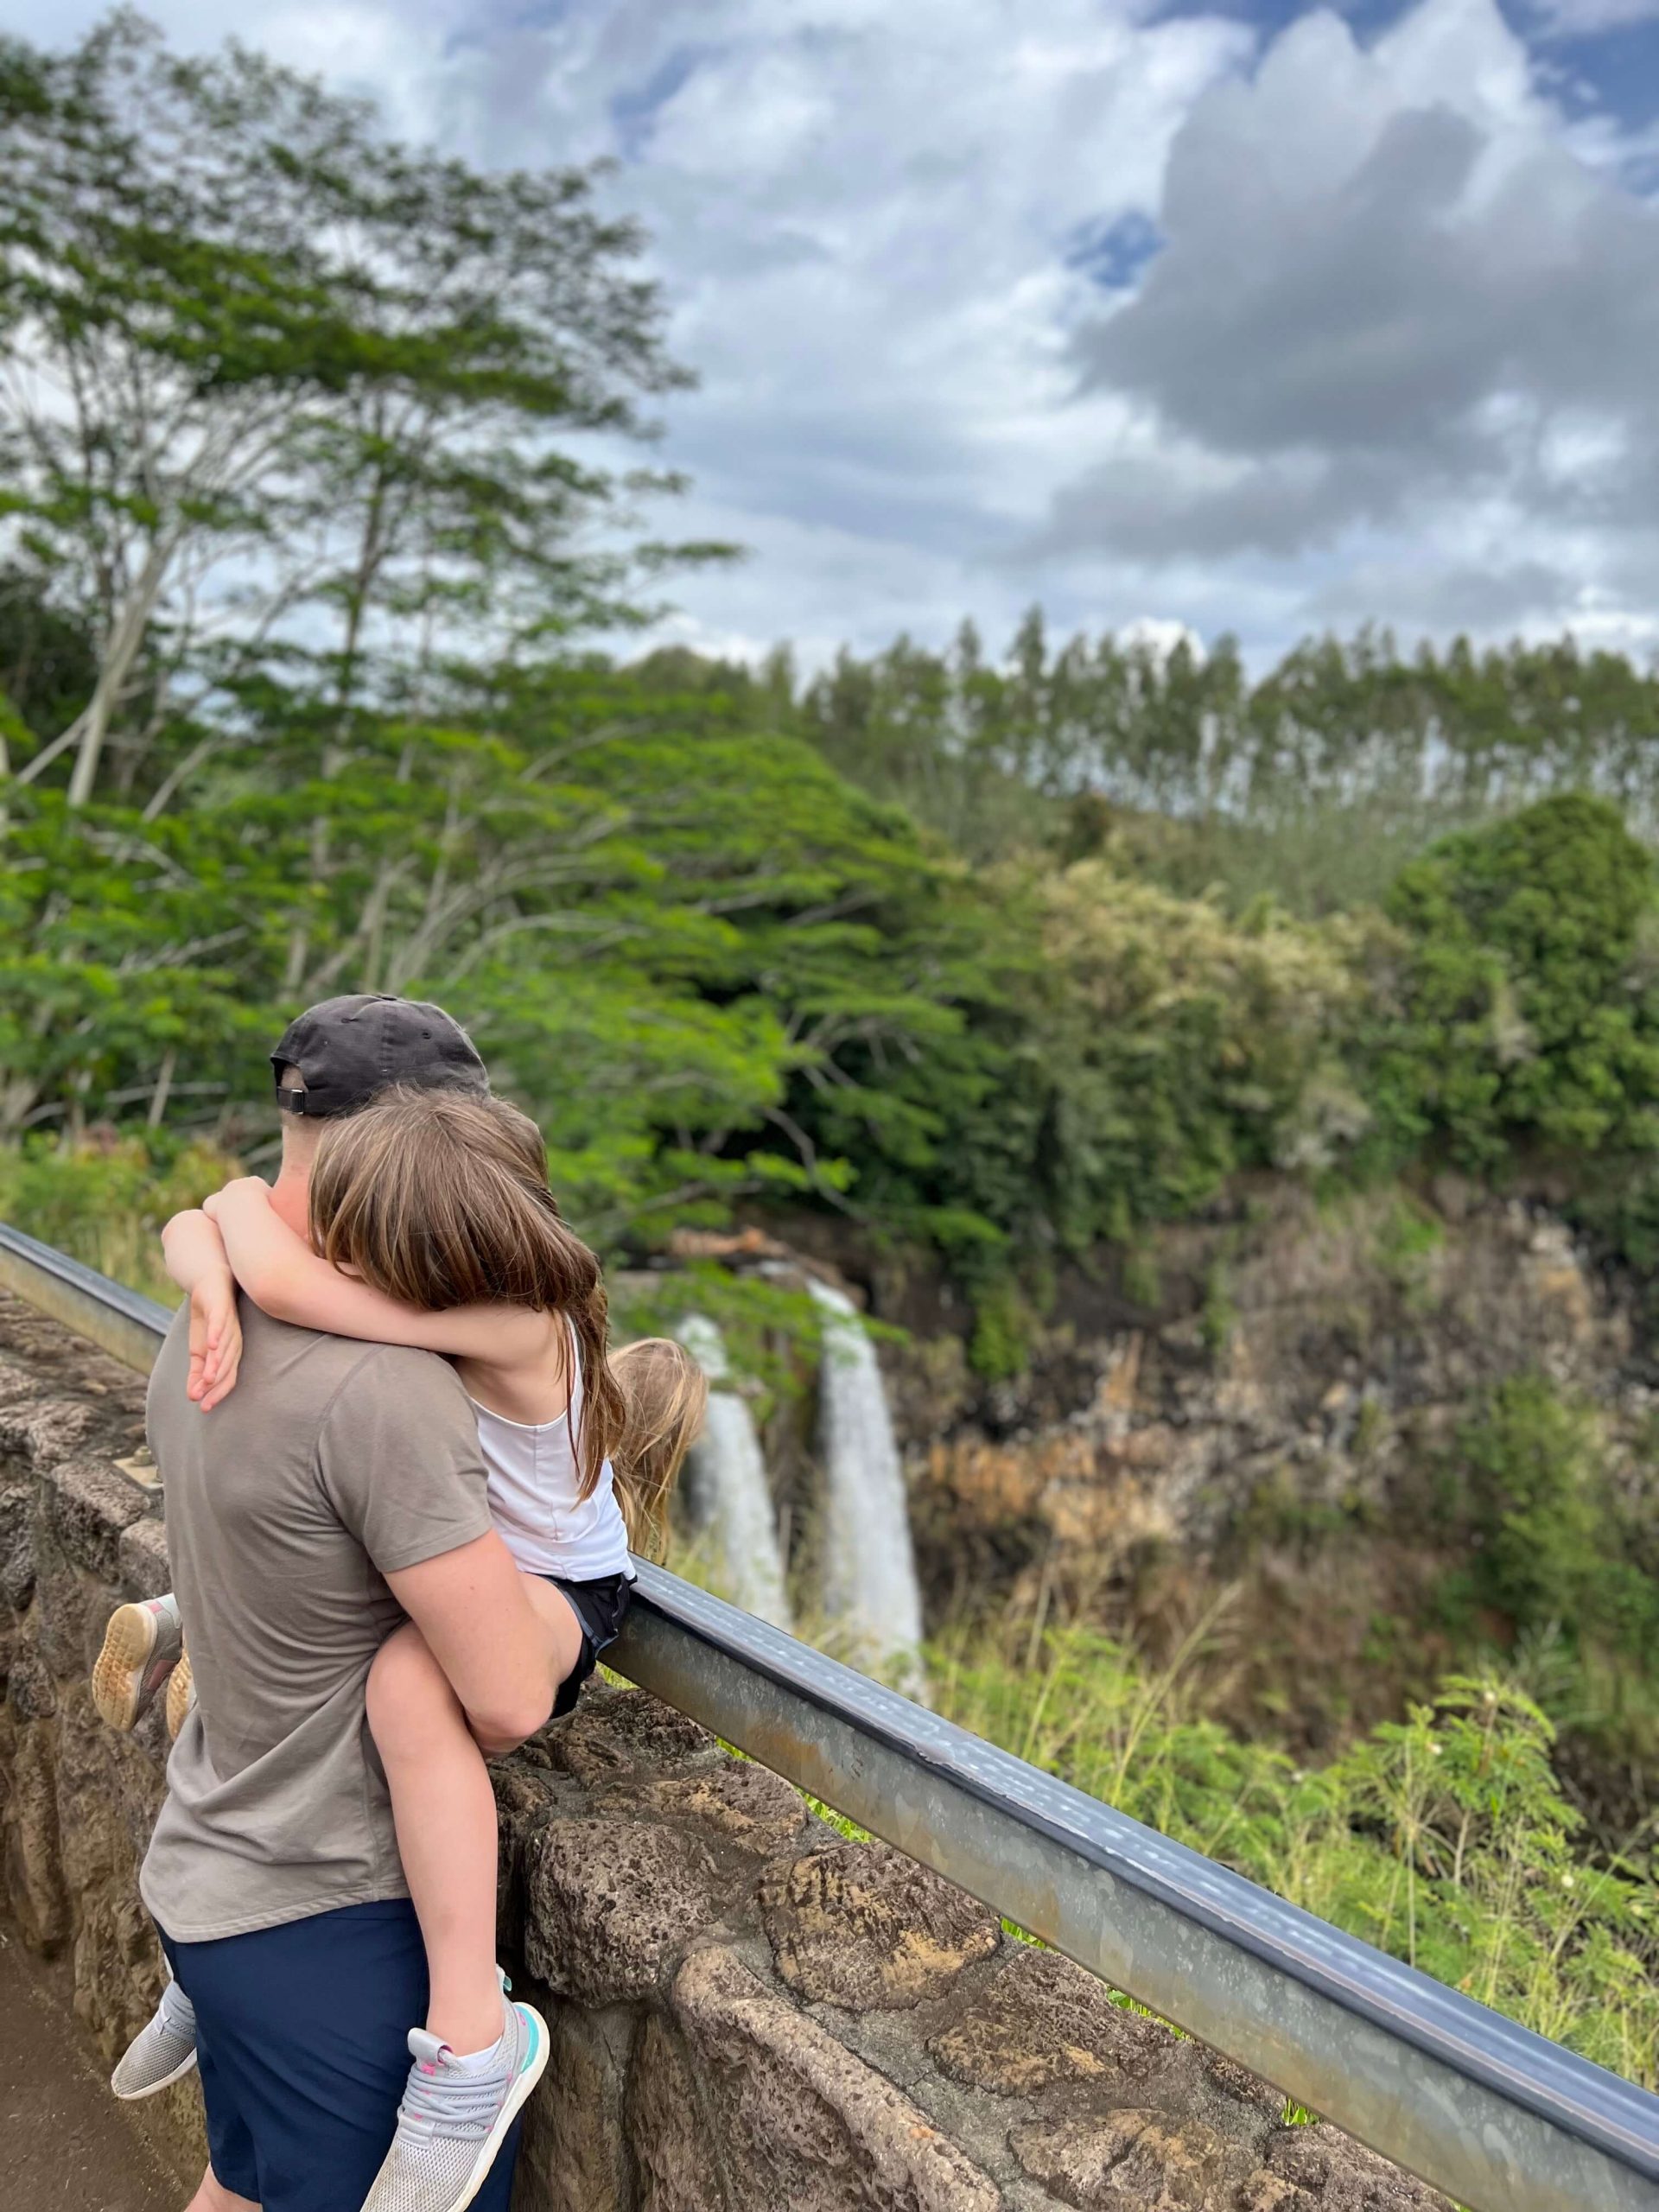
left=112, top=996, right=552, bottom=2212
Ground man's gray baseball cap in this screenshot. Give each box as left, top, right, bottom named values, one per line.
left=270, top=995, right=487, bottom=1120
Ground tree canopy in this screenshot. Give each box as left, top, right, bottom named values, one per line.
left=0, top=10, right=721, bottom=811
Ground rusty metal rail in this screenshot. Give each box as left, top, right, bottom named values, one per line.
left=3, top=1215, right=1656, bottom=2212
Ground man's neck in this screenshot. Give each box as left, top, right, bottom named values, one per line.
left=270, top=1163, right=310, bottom=1242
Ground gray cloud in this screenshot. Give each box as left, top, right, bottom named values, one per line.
left=1038, top=452, right=1414, bottom=560
left=1311, top=556, right=1577, bottom=631
left=1046, top=0, right=1659, bottom=582
left=1093, top=105, right=1493, bottom=459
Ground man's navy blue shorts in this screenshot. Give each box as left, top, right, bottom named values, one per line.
left=159, top=1898, right=520, bottom=2212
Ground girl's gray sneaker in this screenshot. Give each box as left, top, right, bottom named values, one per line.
left=93, top=1594, right=184, bottom=1732
left=359, top=1997, right=548, bottom=2212
left=111, top=1977, right=198, bottom=2100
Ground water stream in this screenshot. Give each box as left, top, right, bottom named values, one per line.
left=807, top=1279, right=925, bottom=1688
left=675, top=1315, right=793, bottom=1629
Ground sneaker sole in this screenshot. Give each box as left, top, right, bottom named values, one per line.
left=92, top=1604, right=168, bottom=1732
left=450, top=2003, right=550, bottom=2212
left=111, top=2046, right=199, bottom=2101
left=165, top=1651, right=194, bottom=1743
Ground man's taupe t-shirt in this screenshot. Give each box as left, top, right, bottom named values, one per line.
left=140, top=1299, right=493, bottom=1942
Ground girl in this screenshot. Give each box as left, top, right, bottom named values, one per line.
left=95, top=1084, right=706, bottom=2212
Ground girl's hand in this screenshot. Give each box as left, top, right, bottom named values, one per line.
left=187, top=1269, right=243, bottom=1412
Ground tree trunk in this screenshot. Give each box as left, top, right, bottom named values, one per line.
left=146, top=1047, right=177, bottom=1129
left=24, top=532, right=178, bottom=806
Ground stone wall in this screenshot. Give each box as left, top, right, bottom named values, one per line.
left=0, top=1288, right=1446, bottom=2211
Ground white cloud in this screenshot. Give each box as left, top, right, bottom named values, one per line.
left=1527, top=0, right=1659, bottom=31
left=423, top=0, right=1257, bottom=653
left=13, top=0, right=1658, bottom=665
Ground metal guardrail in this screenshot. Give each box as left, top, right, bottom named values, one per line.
left=0, top=1219, right=175, bottom=1368
left=3, top=1216, right=1656, bottom=2212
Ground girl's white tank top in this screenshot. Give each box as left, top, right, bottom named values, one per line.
left=468, top=1327, right=632, bottom=1581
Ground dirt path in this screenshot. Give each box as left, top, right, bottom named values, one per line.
left=0, top=1924, right=187, bottom=2212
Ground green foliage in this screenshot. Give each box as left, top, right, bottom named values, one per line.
left=0, top=663, right=1014, bottom=1257
left=3, top=8, right=1656, bottom=2103
left=1450, top=1378, right=1659, bottom=1676
left=10, top=25, right=1659, bottom=1325
left=897, top=865, right=1369, bottom=1292
left=967, top=1274, right=1034, bottom=1384
left=0, top=782, right=290, bottom=1139
left=1371, top=1191, right=1444, bottom=1274
left=1039, top=868, right=1364, bottom=1209
left=1455, top=1379, right=1608, bottom=1630
left=5, top=23, right=1659, bottom=1294
left=794, top=619, right=1065, bottom=864
left=1369, top=1192, right=1446, bottom=1315
left=0, top=10, right=721, bottom=809
left=1415, top=1376, right=1659, bottom=1790
left=0, top=1131, right=238, bottom=1299
left=935, top=1627, right=1658, bottom=2087
left=1363, top=797, right=1659, bottom=1174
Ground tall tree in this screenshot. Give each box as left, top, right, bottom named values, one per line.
left=0, top=11, right=721, bottom=812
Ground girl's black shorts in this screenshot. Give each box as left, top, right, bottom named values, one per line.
left=541, top=1570, right=634, bottom=1717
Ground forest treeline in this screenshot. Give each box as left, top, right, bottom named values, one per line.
left=784, top=616, right=1659, bottom=896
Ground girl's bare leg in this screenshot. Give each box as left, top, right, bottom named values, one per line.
left=365, top=1585, right=586, bottom=2056
left=520, top=1573, right=586, bottom=1679
left=184, top=2167, right=258, bottom=2212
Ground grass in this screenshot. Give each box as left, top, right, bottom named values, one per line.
left=930, top=1615, right=1658, bottom=2089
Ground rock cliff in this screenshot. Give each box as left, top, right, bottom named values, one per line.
left=887, top=1185, right=1653, bottom=1749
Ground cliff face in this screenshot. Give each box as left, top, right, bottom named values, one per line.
left=892, top=1185, right=1653, bottom=1750
left=0, top=1288, right=1450, bottom=2211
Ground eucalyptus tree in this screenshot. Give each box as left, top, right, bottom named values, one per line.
left=0, top=11, right=715, bottom=813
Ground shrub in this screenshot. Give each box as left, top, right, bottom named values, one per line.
left=1450, top=1376, right=1659, bottom=1675
left=1027, top=864, right=1364, bottom=1242
left=1365, top=795, right=1659, bottom=1173
left=0, top=1134, right=238, bottom=1301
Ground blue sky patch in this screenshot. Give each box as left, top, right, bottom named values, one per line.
left=1065, top=212, right=1164, bottom=291
left=1533, top=16, right=1659, bottom=135
left=610, top=42, right=721, bottom=161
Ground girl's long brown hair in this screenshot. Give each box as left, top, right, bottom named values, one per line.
left=607, top=1336, right=707, bottom=1559
left=308, top=1086, right=652, bottom=1511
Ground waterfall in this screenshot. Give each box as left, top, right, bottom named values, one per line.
left=807, top=1279, right=925, bottom=1688
left=676, top=1316, right=793, bottom=1629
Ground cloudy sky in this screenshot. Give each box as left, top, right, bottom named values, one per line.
left=24, top=0, right=1659, bottom=666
